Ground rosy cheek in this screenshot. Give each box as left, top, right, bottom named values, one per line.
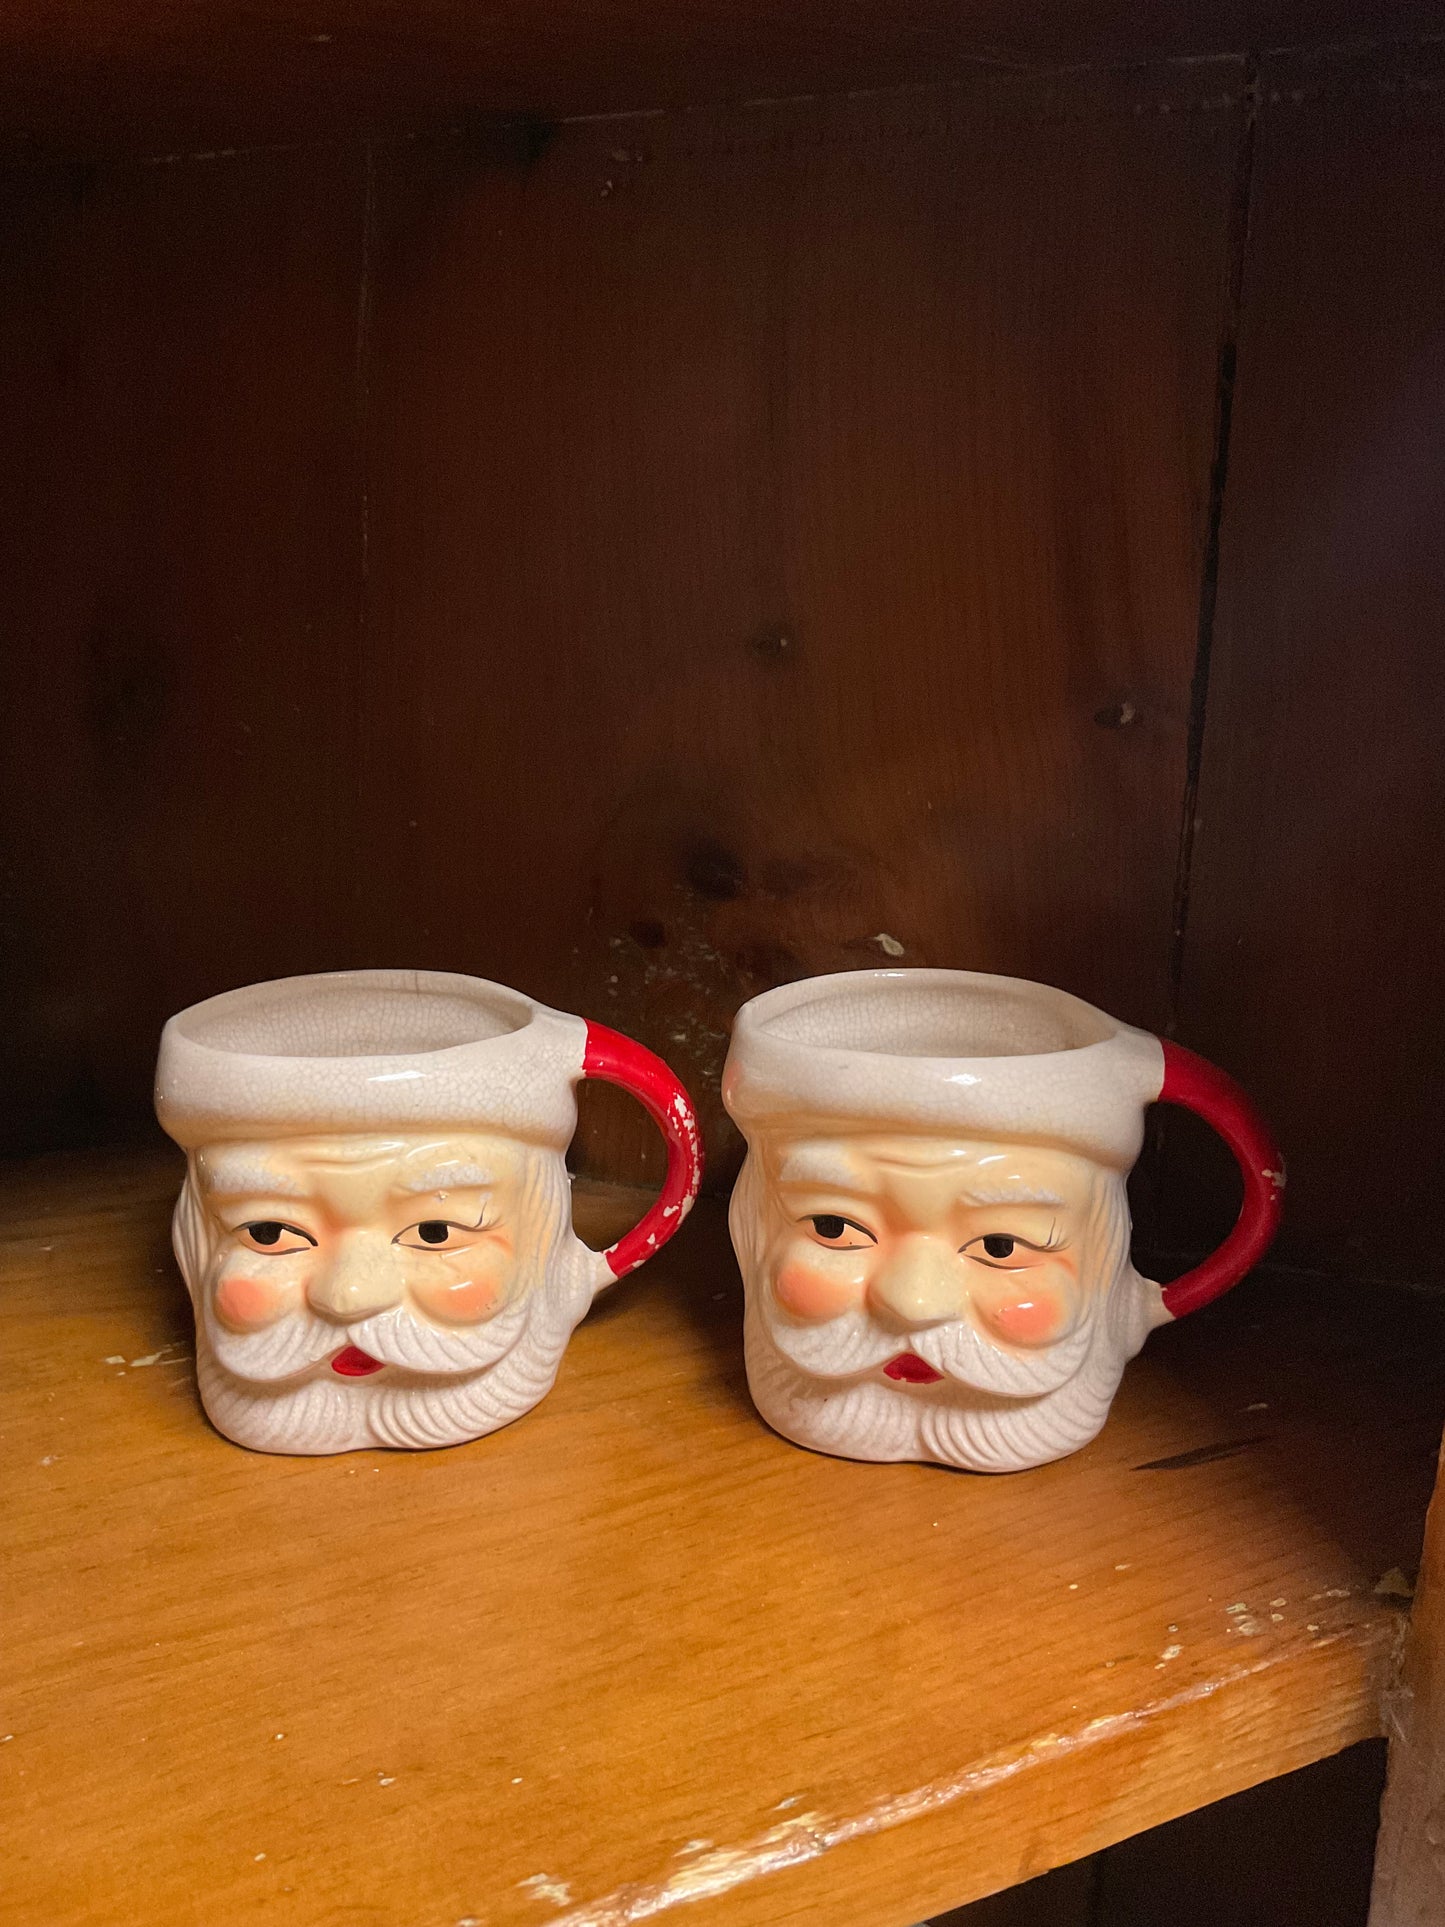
left=214, top=1272, right=288, bottom=1332
left=410, top=1251, right=510, bottom=1324
left=774, top=1260, right=861, bottom=1322
left=976, top=1289, right=1067, bottom=1347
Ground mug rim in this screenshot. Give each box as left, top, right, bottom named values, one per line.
left=734, top=967, right=1123, bottom=1066
left=169, top=968, right=539, bottom=1066
left=724, top=969, right=1163, bottom=1173
left=157, top=970, right=588, bottom=1154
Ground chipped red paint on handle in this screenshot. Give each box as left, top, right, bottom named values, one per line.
left=583, top=1022, right=703, bottom=1278
left=1157, top=1040, right=1284, bottom=1319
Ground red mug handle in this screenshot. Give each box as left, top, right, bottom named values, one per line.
left=1156, top=1040, right=1285, bottom=1319
left=582, top=1021, right=704, bottom=1279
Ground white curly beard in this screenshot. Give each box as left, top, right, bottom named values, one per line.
left=172, top=1157, right=599, bottom=1455
left=743, top=1297, right=1145, bottom=1472
left=731, top=1155, right=1164, bottom=1474
left=192, top=1270, right=594, bottom=1453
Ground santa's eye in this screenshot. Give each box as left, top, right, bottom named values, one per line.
left=394, top=1219, right=485, bottom=1252
left=804, top=1213, right=877, bottom=1250
left=239, top=1221, right=315, bottom=1254
left=964, top=1232, right=1053, bottom=1268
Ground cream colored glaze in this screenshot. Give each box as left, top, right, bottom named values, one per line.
left=155, top=970, right=622, bottom=1454
left=724, top=970, right=1170, bottom=1474
left=173, top=1131, right=598, bottom=1454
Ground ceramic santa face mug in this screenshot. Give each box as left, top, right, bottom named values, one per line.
left=723, top=968, right=1282, bottom=1474
left=155, top=969, right=702, bottom=1455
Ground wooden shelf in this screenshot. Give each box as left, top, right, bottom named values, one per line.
left=5, top=1149, right=1443, bottom=1927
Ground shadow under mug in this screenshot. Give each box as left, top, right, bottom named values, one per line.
left=722, top=968, right=1282, bottom=1473
left=155, top=968, right=703, bottom=1454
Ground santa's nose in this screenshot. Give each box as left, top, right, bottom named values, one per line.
left=868, top=1236, right=968, bottom=1327
left=306, top=1231, right=404, bottom=1320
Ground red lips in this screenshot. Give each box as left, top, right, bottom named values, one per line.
left=331, top=1345, right=384, bottom=1377
left=883, top=1353, right=944, bottom=1385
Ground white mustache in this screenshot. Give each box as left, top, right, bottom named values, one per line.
left=766, top=1302, right=1095, bottom=1398
left=206, top=1287, right=535, bottom=1383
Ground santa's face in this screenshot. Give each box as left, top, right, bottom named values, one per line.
left=732, top=1131, right=1162, bottom=1472
left=173, top=1133, right=595, bottom=1453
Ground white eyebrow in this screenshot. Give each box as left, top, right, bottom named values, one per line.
left=776, top=1147, right=866, bottom=1189
left=962, top=1186, right=1065, bottom=1207
left=199, top=1155, right=308, bottom=1200
left=396, top=1163, right=495, bottom=1194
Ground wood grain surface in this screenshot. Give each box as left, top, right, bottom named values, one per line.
left=4, top=1149, right=1442, bottom=1927
left=3, top=43, right=1444, bottom=1285
left=934, top=1739, right=1388, bottom=1925
left=1, top=1, right=1440, bottom=157
left=1173, top=43, right=1445, bottom=1285
left=931, top=1856, right=1096, bottom=1926
left=0, top=64, right=1245, bottom=1209
left=0, top=149, right=365, bottom=1155
left=337, top=65, right=1239, bottom=1192
left=1370, top=1432, right=1445, bottom=1925
left=1098, top=1739, right=1387, bottom=1927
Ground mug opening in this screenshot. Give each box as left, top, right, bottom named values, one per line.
left=176, top=974, right=532, bottom=1060
left=754, top=972, right=1114, bottom=1059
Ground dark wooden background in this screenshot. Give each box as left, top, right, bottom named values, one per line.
left=3, top=41, right=1443, bottom=1297
left=2, top=22, right=1442, bottom=1927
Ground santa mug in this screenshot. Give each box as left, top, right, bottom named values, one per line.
left=722, top=968, right=1282, bottom=1474
left=155, top=969, right=702, bottom=1454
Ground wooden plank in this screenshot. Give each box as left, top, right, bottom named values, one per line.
left=1173, top=44, right=1445, bottom=1285
left=3, top=1148, right=1442, bottom=1926
left=1370, top=1439, right=1445, bottom=1925
left=362, top=68, right=1243, bottom=1190
left=1099, top=1740, right=1386, bottom=1926
left=0, top=2, right=1441, bottom=156
left=932, top=1857, right=1095, bottom=1925
left=0, top=151, right=366, bottom=1155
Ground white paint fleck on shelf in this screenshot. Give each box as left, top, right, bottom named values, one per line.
left=519, top=1874, right=573, bottom=1906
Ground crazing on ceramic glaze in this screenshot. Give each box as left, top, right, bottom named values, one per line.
left=723, top=969, right=1282, bottom=1474
left=155, top=969, right=701, bottom=1455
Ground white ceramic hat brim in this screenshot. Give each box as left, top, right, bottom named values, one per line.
left=155, top=969, right=587, bottom=1150
left=722, top=969, right=1165, bottom=1169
